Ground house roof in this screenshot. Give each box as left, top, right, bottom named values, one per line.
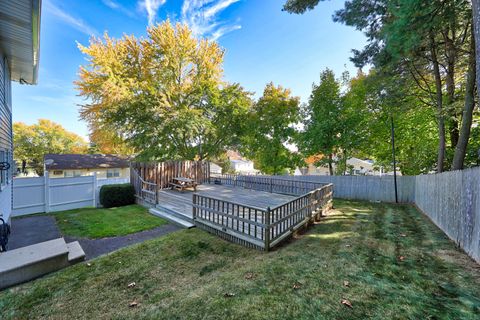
left=305, top=154, right=325, bottom=165
left=0, top=0, right=42, bottom=84
left=44, top=154, right=130, bottom=170
left=226, top=150, right=244, bottom=161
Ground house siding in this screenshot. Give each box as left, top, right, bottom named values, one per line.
left=0, top=52, right=13, bottom=223
left=48, top=168, right=130, bottom=179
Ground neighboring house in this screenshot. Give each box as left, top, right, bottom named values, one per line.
left=44, top=154, right=130, bottom=179
left=210, top=162, right=222, bottom=175
left=302, top=154, right=383, bottom=176
left=0, top=1, right=41, bottom=224
left=226, top=150, right=258, bottom=174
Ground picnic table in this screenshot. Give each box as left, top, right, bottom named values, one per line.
left=170, top=177, right=198, bottom=192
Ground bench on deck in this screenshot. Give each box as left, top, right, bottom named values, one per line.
left=170, top=177, right=198, bottom=192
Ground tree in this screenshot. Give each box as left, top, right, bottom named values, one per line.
left=13, top=119, right=88, bottom=176
left=284, top=0, right=479, bottom=172
left=300, top=69, right=342, bottom=175
left=76, top=20, right=252, bottom=161
left=243, top=83, right=300, bottom=174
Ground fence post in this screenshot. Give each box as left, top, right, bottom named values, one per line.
left=270, top=177, right=273, bottom=193
left=92, top=172, right=98, bottom=207
left=44, top=171, right=50, bottom=213
left=192, top=194, right=197, bottom=221
left=265, top=207, right=271, bottom=251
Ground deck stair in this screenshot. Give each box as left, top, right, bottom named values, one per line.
left=149, top=207, right=194, bottom=228
left=0, top=238, right=85, bottom=289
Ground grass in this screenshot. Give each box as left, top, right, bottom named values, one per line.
left=51, top=205, right=167, bottom=238
left=1, top=200, right=479, bottom=319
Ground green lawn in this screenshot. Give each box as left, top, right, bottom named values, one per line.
left=1, top=200, right=479, bottom=319
left=52, top=205, right=167, bottom=238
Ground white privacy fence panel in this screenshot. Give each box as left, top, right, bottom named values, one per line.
left=12, top=175, right=131, bottom=216
left=415, top=167, right=480, bottom=263
left=47, top=175, right=95, bottom=212
left=12, top=177, right=45, bottom=216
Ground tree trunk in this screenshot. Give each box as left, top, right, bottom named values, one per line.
left=328, top=153, right=334, bottom=175
left=430, top=35, right=446, bottom=173
left=444, top=29, right=459, bottom=149
left=472, top=0, right=480, bottom=106
left=452, top=31, right=476, bottom=170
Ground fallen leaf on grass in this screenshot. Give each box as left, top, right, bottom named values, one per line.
left=343, top=280, right=350, bottom=287
left=398, top=256, right=406, bottom=262
left=127, top=282, right=136, bottom=288
left=345, top=244, right=351, bottom=248
left=400, top=233, right=407, bottom=237
left=293, top=283, right=302, bottom=290
left=86, top=263, right=92, bottom=267
left=341, top=299, right=353, bottom=308
left=129, top=301, right=139, bottom=308
left=224, top=293, right=235, bottom=298
left=244, top=272, right=255, bottom=280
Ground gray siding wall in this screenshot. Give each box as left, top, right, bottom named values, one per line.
left=0, top=51, right=13, bottom=223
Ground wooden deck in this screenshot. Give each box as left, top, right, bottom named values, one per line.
left=156, top=184, right=296, bottom=220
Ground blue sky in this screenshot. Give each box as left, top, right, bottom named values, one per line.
left=12, top=0, right=365, bottom=140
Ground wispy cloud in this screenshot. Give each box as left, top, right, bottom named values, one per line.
left=102, top=0, right=137, bottom=18
left=138, top=0, right=166, bottom=25
left=182, top=0, right=242, bottom=40
left=44, top=0, right=99, bottom=37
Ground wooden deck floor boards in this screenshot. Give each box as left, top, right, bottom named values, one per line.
left=157, top=184, right=295, bottom=219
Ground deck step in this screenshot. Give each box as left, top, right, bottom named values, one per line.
left=155, top=203, right=194, bottom=223
left=66, top=241, right=86, bottom=264
left=149, top=208, right=195, bottom=229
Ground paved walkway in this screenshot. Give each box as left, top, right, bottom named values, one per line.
left=9, top=215, right=181, bottom=259
left=65, top=224, right=180, bottom=260
left=9, top=216, right=61, bottom=250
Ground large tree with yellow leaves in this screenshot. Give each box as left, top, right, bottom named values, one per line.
left=76, top=20, right=252, bottom=161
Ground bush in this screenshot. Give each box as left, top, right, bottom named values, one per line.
left=99, top=183, right=135, bottom=208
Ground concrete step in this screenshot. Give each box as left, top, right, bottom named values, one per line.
left=66, top=241, right=86, bottom=264
left=149, top=208, right=195, bottom=229
left=0, top=238, right=87, bottom=289
left=0, top=238, right=69, bottom=289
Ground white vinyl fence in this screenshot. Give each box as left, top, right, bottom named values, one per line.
left=12, top=173, right=129, bottom=216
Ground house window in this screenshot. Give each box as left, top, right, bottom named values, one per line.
left=0, top=150, right=6, bottom=187
left=107, top=169, right=120, bottom=178
left=64, top=170, right=83, bottom=178
left=53, top=170, right=63, bottom=175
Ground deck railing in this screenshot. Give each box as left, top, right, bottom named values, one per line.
left=131, top=167, right=157, bottom=205
left=131, top=161, right=210, bottom=190
left=193, top=183, right=333, bottom=250
left=210, top=174, right=327, bottom=196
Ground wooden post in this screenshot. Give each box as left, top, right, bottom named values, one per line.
left=192, top=194, right=197, bottom=221
left=265, top=207, right=271, bottom=251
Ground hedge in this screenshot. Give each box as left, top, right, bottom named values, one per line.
left=99, top=183, right=135, bottom=208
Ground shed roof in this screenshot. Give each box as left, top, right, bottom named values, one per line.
left=44, top=154, right=130, bottom=170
